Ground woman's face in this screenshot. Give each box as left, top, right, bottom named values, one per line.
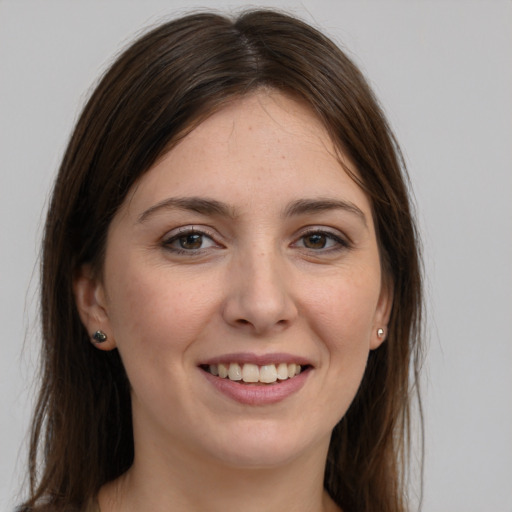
left=77, top=91, right=391, bottom=469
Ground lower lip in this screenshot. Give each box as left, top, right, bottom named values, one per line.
left=201, top=368, right=310, bottom=405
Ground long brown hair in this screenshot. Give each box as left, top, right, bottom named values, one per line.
left=21, top=10, right=423, bottom=512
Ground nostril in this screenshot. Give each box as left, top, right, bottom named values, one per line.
left=234, top=317, right=289, bottom=330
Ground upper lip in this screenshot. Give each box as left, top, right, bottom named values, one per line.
left=200, top=352, right=314, bottom=367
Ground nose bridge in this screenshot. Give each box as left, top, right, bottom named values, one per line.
left=223, top=242, right=297, bottom=334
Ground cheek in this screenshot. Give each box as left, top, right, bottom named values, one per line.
left=105, top=259, right=221, bottom=362
left=307, top=273, right=381, bottom=412
left=305, top=269, right=380, bottom=349
left=303, top=268, right=380, bottom=397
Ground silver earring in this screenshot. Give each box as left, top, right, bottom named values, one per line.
left=377, top=328, right=385, bottom=338
left=92, top=330, right=108, bottom=343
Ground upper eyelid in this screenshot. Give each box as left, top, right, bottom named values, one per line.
left=160, top=225, right=351, bottom=245
left=294, top=226, right=351, bottom=242
left=301, top=230, right=343, bottom=239
left=163, top=225, right=217, bottom=241
left=162, top=228, right=221, bottom=254
left=292, top=228, right=353, bottom=252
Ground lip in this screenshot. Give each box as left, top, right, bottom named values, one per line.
left=200, top=352, right=313, bottom=367
left=199, top=352, right=313, bottom=406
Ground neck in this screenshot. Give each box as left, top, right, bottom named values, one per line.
left=99, top=434, right=339, bottom=512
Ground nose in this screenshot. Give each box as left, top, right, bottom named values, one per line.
left=222, top=249, right=298, bottom=335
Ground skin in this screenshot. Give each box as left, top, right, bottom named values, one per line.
left=75, top=90, right=392, bottom=512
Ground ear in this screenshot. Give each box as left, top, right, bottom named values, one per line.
left=73, top=264, right=116, bottom=351
left=370, top=276, right=394, bottom=350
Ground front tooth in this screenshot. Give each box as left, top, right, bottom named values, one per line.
left=259, top=364, right=278, bottom=383
left=242, top=363, right=259, bottom=383
left=276, top=363, right=288, bottom=380
left=209, top=364, right=219, bottom=376
left=218, top=363, right=228, bottom=378
left=228, top=363, right=242, bottom=381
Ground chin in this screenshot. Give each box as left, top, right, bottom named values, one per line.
left=204, top=420, right=328, bottom=470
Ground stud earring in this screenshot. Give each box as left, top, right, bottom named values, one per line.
left=377, top=328, right=385, bottom=338
left=92, top=330, right=108, bottom=343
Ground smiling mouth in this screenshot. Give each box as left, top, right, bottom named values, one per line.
left=201, top=362, right=307, bottom=384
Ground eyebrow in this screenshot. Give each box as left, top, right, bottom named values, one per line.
left=137, top=197, right=237, bottom=223
left=137, top=196, right=367, bottom=226
left=284, top=198, right=367, bottom=227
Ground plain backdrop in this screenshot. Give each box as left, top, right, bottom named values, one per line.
left=1, top=1, right=511, bottom=511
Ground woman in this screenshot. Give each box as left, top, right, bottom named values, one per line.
left=20, top=9, right=423, bottom=512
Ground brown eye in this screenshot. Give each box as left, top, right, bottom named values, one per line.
left=294, top=230, right=349, bottom=253
left=178, top=233, right=203, bottom=250
left=303, top=233, right=327, bottom=249
left=163, top=228, right=220, bottom=254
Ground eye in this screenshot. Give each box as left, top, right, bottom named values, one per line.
left=163, top=228, right=219, bottom=254
left=294, top=229, right=349, bottom=252
left=302, top=233, right=330, bottom=249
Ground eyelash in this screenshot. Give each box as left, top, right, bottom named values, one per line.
left=162, top=228, right=220, bottom=255
left=293, top=229, right=350, bottom=253
left=162, top=227, right=350, bottom=256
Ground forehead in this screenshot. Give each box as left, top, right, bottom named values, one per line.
left=180, top=91, right=338, bottom=166
left=119, top=90, right=372, bottom=221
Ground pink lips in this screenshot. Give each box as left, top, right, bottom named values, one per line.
left=199, top=352, right=312, bottom=405
left=201, top=352, right=312, bottom=367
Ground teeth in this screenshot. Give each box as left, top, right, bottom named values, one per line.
left=260, top=364, right=277, bottom=383
left=206, top=362, right=303, bottom=383
left=218, top=363, right=228, bottom=378
left=242, top=363, right=259, bottom=383
left=228, top=362, right=242, bottom=381
left=276, top=363, right=288, bottom=380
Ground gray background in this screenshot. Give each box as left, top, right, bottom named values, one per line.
left=1, top=1, right=511, bottom=510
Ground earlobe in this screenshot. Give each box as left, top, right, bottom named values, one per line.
left=73, top=265, right=116, bottom=350
left=370, top=277, right=394, bottom=350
